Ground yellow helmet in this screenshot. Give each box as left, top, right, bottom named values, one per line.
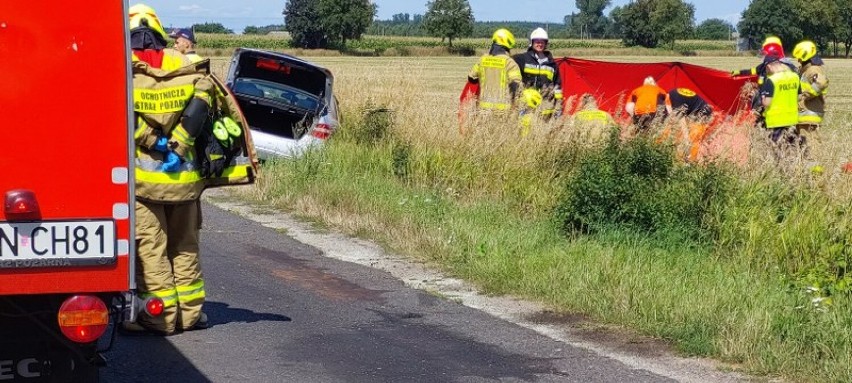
left=522, top=88, right=542, bottom=109
left=762, top=36, right=782, bottom=48
left=129, top=3, right=168, bottom=41
left=792, top=40, right=817, bottom=62
left=492, top=28, right=515, bottom=50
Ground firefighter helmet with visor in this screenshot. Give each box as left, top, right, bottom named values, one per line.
left=762, top=43, right=784, bottom=58
left=762, top=36, right=782, bottom=48
left=129, top=3, right=168, bottom=41
left=492, top=28, right=515, bottom=50
left=793, top=40, right=817, bottom=62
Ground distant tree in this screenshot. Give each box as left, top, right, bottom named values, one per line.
left=392, top=13, right=411, bottom=23
left=652, top=0, right=695, bottom=49
left=695, top=18, right=733, bottom=40
left=606, top=5, right=626, bottom=39
left=793, top=0, right=839, bottom=50
left=836, top=0, right=852, bottom=56
left=317, top=0, right=376, bottom=46
left=615, top=0, right=693, bottom=49
left=423, top=0, right=474, bottom=47
left=569, top=0, right=611, bottom=39
left=738, top=0, right=802, bottom=50
left=192, top=22, right=233, bottom=34
left=243, top=24, right=287, bottom=35
left=283, top=0, right=327, bottom=48
left=413, top=14, right=424, bottom=23
left=614, top=0, right=656, bottom=47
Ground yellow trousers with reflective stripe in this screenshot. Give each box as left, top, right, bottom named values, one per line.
left=136, top=199, right=205, bottom=333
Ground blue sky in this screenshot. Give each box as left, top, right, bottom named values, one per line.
left=139, top=0, right=746, bottom=33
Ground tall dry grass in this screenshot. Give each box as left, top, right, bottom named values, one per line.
left=217, top=54, right=852, bottom=381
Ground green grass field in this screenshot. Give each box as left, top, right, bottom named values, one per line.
left=211, top=53, right=852, bottom=382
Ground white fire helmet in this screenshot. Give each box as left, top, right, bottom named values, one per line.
left=530, top=28, right=549, bottom=42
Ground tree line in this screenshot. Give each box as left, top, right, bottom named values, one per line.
left=235, top=0, right=852, bottom=56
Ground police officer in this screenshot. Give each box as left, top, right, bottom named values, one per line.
left=732, top=36, right=798, bottom=127
left=124, top=3, right=213, bottom=335
left=169, top=27, right=203, bottom=63
left=467, top=28, right=523, bottom=112
left=760, top=55, right=802, bottom=159
left=513, top=28, right=563, bottom=120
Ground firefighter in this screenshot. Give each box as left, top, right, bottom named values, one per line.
left=512, top=28, right=563, bottom=120
left=759, top=54, right=803, bottom=160
left=467, top=28, right=523, bottom=112
left=792, top=40, right=828, bottom=129
left=124, top=3, right=212, bottom=335
left=625, top=76, right=672, bottom=132
left=169, top=27, right=203, bottom=63
left=573, top=93, right=616, bottom=144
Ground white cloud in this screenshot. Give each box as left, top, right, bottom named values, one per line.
left=177, top=4, right=204, bottom=13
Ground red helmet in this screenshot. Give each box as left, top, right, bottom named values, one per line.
left=762, top=43, right=784, bottom=58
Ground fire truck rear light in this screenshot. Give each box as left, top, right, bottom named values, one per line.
left=4, top=189, right=41, bottom=220
left=144, top=297, right=165, bottom=317
left=57, top=295, right=109, bottom=343
left=311, top=123, right=332, bottom=140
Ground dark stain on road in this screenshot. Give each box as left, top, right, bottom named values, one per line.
left=245, top=243, right=388, bottom=303
left=283, top=316, right=564, bottom=383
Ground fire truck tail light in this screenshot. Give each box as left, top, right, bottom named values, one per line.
left=144, top=297, right=165, bottom=317
left=4, top=189, right=41, bottom=220
left=57, top=295, right=109, bottom=343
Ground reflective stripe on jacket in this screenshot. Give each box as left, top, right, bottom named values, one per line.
left=133, top=49, right=215, bottom=202
left=512, top=50, right=561, bottom=95
left=798, top=61, right=828, bottom=124
left=764, top=70, right=800, bottom=129
left=469, top=53, right=522, bottom=110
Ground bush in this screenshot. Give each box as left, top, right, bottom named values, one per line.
left=555, top=135, right=733, bottom=242
left=340, top=106, right=393, bottom=146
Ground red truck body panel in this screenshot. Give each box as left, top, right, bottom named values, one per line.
left=0, top=2, right=133, bottom=295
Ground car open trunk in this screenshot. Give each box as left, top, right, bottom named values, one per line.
left=229, top=50, right=330, bottom=140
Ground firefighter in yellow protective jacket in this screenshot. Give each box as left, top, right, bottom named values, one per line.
left=467, top=29, right=523, bottom=112
left=125, top=4, right=215, bottom=335
left=792, top=40, right=828, bottom=128
left=572, top=93, right=616, bottom=145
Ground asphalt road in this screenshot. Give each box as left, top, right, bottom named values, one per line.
left=101, top=202, right=681, bottom=383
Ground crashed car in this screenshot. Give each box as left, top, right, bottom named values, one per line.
left=225, top=48, right=339, bottom=159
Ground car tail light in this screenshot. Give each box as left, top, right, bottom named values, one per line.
left=311, top=123, right=333, bottom=140
left=144, top=297, right=165, bottom=317
left=57, top=295, right=109, bottom=343
left=4, top=189, right=41, bottom=221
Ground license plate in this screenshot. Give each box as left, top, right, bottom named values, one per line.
left=0, top=220, right=116, bottom=268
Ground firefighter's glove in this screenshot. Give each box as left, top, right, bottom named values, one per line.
left=161, top=151, right=181, bottom=172
left=153, top=136, right=170, bottom=153
left=200, top=139, right=227, bottom=178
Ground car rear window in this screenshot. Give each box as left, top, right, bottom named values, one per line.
left=233, top=78, right=319, bottom=111
left=237, top=53, right=327, bottom=98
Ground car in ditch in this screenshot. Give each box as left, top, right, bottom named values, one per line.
left=225, top=48, right=339, bottom=159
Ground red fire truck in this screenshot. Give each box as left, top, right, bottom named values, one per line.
left=0, top=3, right=158, bottom=381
